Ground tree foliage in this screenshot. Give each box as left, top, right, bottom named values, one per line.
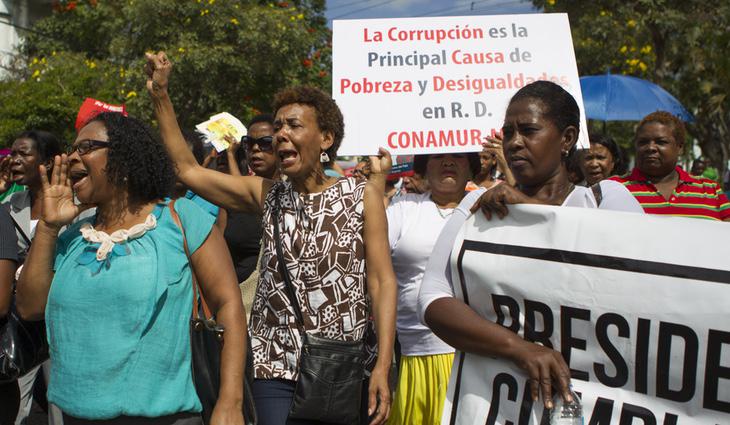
left=535, top=0, right=730, bottom=171
left=0, top=0, right=331, bottom=146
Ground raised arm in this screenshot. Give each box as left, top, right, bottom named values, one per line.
left=224, top=136, right=243, bottom=177
left=145, top=52, right=273, bottom=214
left=367, top=148, right=392, bottom=209
left=16, top=156, right=91, bottom=320
left=362, top=182, right=397, bottom=425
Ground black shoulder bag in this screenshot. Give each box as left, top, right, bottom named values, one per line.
left=169, top=200, right=257, bottom=425
left=271, top=185, right=365, bottom=425
left=0, top=305, right=49, bottom=383
left=0, top=213, right=49, bottom=383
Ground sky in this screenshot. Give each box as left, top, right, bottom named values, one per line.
left=324, top=0, right=540, bottom=23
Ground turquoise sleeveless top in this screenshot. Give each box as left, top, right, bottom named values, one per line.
left=46, top=198, right=215, bottom=419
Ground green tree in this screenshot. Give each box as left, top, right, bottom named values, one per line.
left=535, top=0, right=730, bottom=174
left=0, top=0, right=331, bottom=146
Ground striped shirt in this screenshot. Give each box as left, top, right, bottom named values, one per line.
left=610, top=166, right=730, bottom=220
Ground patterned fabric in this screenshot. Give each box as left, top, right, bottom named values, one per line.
left=610, top=166, right=730, bottom=220
left=249, top=177, right=376, bottom=381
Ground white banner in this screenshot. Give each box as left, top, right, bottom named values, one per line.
left=332, top=14, right=589, bottom=156
left=444, top=205, right=730, bottom=425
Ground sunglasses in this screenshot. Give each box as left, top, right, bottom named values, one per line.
left=67, top=139, right=109, bottom=156
left=242, top=135, right=274, bottom=151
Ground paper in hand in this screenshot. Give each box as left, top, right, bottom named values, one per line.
left=195, top=112, right=247, bottom=152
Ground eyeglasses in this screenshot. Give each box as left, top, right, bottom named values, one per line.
left=67, top=139, right=109, bottom=156
left=242, top=135, right=274, bottom=152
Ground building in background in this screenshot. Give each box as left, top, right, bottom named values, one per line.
left=0, top=0, right=52, bottom=72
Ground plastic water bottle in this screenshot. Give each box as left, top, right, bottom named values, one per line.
left=549, top=386, right=583, bottom=425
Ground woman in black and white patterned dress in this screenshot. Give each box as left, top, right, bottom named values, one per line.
left=146, top=52, right=397, bottom=425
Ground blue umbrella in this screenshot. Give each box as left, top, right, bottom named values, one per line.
left=580, top=73, right=694, bottom=122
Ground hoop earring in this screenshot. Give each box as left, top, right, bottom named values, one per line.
left=320, top=151, right=330, bottom=163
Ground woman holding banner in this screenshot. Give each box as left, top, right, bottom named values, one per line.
left=146, top=52, right=396, bottom=425
left=417, top=81, right=642, bottom=414
left=385, top=152, right=480, bottom=425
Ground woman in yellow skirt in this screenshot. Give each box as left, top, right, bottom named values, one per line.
left=385, top=153, right=485, bottom=424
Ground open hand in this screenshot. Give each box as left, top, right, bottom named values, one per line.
left=144, top=51, right=172, bottom=97
left=0, top=156, right=12, bottom=194
left=39, top=155, right=92, bottom=229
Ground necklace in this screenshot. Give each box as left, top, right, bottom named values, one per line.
left=435, top=205, right=454, bottom=219
left=430, top=194, right=458, bottom=219
left=80, top=214, right=157, bottom=261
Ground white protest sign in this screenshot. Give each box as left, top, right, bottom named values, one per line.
left=332, top=14, right=589, bottom=156
left=444, top=205, right=730, bottom=425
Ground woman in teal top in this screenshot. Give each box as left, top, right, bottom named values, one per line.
left=16, top=112, right=246, bottom=425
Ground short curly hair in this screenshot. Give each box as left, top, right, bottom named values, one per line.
left=272, top=86, right=344, bottom=164
left=87, top=112, right=175, bottom=204
left=636, top=111, right=685, bottom=146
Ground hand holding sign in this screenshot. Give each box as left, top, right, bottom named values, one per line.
left=472, top=184, right=536, bottom=219
left=507, top=338, right=572, bottom=409
left=368, top=147, right=393, bottom=176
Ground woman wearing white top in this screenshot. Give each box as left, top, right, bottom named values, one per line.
left=417, top=81, right=643, bottom=416
left=385, top=152, right=480, bottom=425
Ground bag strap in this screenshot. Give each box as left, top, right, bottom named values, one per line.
left=271, top=184, right=306, bottom=328
left=8, top=212, right=31, bottom=247
left=169, top=199, right=213, bottom=321
left=591, top=183, right=603, bottom=207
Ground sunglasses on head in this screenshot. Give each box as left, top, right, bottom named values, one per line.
left=242, top=135, right=274, bottom=151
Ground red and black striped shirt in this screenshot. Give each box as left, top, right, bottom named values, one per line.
left=610, top=166, right=730, bottom=221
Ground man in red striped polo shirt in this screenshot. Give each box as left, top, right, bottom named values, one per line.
left=610, top=111, right=730, bottom=221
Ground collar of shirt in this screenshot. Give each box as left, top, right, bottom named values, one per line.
left=628, top=166, right=699, bottom=187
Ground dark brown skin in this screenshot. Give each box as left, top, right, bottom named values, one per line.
left=475, top=98, right=578, bottom=219
left=7, top=138, right=49, bottom=220
left=580, top=143, right=615, bottom=185
left=427, top=96, right=578, bottom=409
left=244, top=122, right=278, bottom=179
left=634, top=122, right=682, bottom=201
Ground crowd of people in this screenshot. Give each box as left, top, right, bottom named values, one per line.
left=0, top=50, right=728, bottom=425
